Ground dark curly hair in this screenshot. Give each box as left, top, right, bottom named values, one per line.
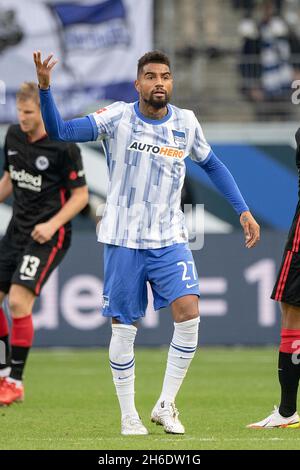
left=137, top=50, right=171, bottom=77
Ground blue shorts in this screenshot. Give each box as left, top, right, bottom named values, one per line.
left=102, top=243, right=200, bottom=324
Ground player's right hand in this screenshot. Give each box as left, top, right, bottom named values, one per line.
left=240, top=211, right=260, bottom=249
left=33, top=50, right=58, bottom=90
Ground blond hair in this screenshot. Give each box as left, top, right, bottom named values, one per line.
left=16, top=82, right=40, bottom=105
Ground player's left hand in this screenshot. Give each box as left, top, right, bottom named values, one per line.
left=31, top=222, right=57, bottom=244
left=240, top=211, right=260, bottom=248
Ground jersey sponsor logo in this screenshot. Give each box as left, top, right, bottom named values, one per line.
left=172, top=130, right=186, bottom=146
left=7, top=149, right=18, bottom=156
left=128, top=141, right=184, bottom=159
left=9, top=165, right=42, bottom=192
left=95, top=107, right=107, bottom=114
left=35, top=155, right=49, bottom=171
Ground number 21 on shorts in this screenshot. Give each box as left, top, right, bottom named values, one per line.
left=177, top=261, right=198, bottom=288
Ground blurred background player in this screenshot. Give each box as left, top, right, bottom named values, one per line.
left=0, top=82, right=88, bottom=405
left=33, top=49, right=260, bottom=435
left=248, top=127, right=300, bottom=429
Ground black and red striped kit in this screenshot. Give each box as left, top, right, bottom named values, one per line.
left=0, top=124, right=86, bottom=296
left=271, top=128, right=300, bottom=305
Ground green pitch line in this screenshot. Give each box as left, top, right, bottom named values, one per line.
left=1, top=348, right=299, bottom=450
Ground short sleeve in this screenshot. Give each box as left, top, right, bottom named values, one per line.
left=89, top=101, right=126, bottom=141
left=189, top=112, right=212, bottom=164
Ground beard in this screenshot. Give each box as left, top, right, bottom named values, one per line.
left=143, top=91, right=170, bottom=109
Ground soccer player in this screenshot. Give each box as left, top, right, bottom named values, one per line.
left=0, top=82, right=88, bottom=405
left=33, top=50, right=260, bottom=435
left=248, top=130, right=300, bottom=429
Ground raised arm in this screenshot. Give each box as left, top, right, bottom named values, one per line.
left=33, top=51, right=97, bottom=142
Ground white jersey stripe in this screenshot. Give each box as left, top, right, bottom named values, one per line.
left=91, top=101, right=211, bottom=248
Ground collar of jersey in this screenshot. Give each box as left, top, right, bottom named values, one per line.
left=134, top=101, right=172, bottom=125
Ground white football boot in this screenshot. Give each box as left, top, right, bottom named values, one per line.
left=247, top=406, right=300, bottom=429
left=121, top=415, right=148, bottom=435
left=151, top=400, right=185, bottom=434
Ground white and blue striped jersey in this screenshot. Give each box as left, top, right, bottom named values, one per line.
left=90, top=101, right=211, bottom=249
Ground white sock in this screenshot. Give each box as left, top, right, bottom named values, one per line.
left=109, top=323, right=138, bottom=420
left=0, top=367, right=11, bottom=378
left=6, top=377, right=22, bottom=387
left=158, top=317, right=200, bottom=404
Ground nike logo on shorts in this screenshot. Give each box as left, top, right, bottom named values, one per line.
left=186, top=283, right=199, bottom=289
left=20, top=275, right=34, bottom=281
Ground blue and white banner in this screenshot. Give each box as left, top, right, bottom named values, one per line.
left=0, top=0, right=153, bottom=123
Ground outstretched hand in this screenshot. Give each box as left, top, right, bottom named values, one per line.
left=33, top=50, right=58, bottom=90
left=240, top=211, right=260, bottom=248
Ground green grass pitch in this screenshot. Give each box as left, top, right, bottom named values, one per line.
left=1, top=347, right=299, bottom=450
